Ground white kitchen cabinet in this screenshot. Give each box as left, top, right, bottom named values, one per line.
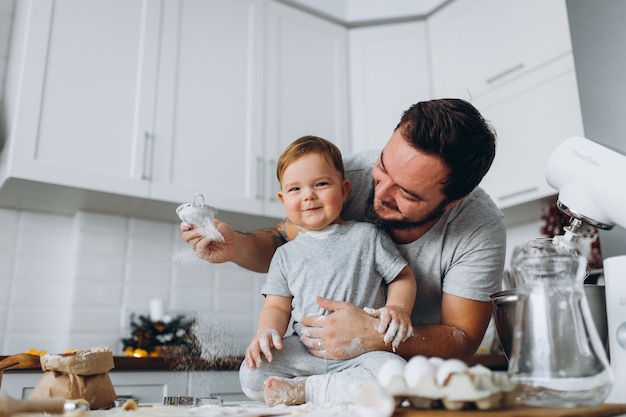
left=263, top=0, right=350, bottom=217
left=1, top=0, right=270, bottom=218
left=2, top=0, right=349, bottom=219
left=428, top=0, right=572, bottom=100
left=475, top=54, right=584, bottom=208
left=149, top=0, right=266, bottom=215
left=2, top=0, right=158, bottom=197
left=348, top=21, right=431, bottom=153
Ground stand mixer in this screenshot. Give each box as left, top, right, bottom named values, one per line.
left=545, top=136, right=626, bottom=403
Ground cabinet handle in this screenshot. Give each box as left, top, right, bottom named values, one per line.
left=486, top=63, right=525, bottom=85
left=256, top=156, right=264, bottom=200
left=497, top=186, right=539, bottom=202
left=268, top=159, right=279, bottom=202
left=142, top=131, right=154, bottom=181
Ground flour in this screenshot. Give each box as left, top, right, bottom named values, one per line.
left=170, top=247, right=211, bottom=267
left=165, top=313, right=239, bottom=372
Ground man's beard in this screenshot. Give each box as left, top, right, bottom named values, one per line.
left=365, top=187, right=447, bottom=231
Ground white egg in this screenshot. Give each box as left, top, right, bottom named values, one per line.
left=404, top=355, right=436, bottom=388
left=428, top=356, right=445, bottom=368
left=435, top=358, right=468, bottom=386
left=376, top=358, right=406, bottom=387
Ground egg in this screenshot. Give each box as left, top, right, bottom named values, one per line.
left=376, top=358, right=406, bottom=387
left=435, top=358, right=468, bottom=386
left=404, top=355, right=436, bottom=388
left=428, top=356, right=445, bottom=368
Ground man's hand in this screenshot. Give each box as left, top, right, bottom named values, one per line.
left=244, top=328, right=283, bottom=369
left=299, top=297, right=386, bottom=360
left=180, top=220, right=237, bottom=263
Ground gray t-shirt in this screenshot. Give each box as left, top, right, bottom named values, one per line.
left=341, top=151, right=506, bottom=325
left=262, top=221, right=407, bottom=335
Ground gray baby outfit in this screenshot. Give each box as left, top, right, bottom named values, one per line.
left=240, top=221, right=409, bottom=404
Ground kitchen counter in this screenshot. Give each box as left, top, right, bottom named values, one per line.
left=0, top=353, right=506, bottom=372
left=0, top=355, right=244, bottom=372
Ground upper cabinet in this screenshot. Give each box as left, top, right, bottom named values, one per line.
left=149, top=0, right=266, bottom=215
left=1, top=0, right=349, bottom=219
left=348, top=22, right=431, bottom=153
left=2, top=0, right=158, bottom=197
left=2, top=0, right=267, bottom=217
left=428, top=0, right=572, bottom=100
left=428, top=0, right=584, bottom=208
left=263, top=1, right=350, bottom=217
left=475, top=54, right=584, bottom=208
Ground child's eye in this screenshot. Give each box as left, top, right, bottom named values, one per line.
left=288, top=187, right=300, bottom=192
left=316, top=182, right=329, bottom=187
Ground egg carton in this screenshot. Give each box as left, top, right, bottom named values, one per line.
left=378, top=357, right=521, bottom=411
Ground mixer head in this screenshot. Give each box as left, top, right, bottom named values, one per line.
left=556, top=200, right=614, bottom=232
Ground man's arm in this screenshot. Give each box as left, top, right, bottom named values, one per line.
left=180, top=218, right=298, bottom=273
left=299, top=294, right=492, bottom=362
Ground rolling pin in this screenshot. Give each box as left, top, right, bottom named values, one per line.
left=0, top=390, right=89, bottom=417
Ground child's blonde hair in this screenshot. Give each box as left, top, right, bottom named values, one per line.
left=276, top=136, right=345, bottom=183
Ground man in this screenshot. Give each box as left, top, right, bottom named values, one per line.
left=181, top=98, right=506, bottom=363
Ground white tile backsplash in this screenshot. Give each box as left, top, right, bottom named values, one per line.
left=0, top=207, right=267, bottom=356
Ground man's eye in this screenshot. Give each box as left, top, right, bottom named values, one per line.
left=400, top=190, right=419, bottom=202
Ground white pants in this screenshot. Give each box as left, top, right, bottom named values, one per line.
left=239, top=334, right=405, bottom=404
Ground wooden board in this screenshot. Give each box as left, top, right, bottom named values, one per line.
left=393, top=403, right=626, bottom=417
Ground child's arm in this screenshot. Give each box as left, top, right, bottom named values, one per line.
left=244, top=294, right=292, bottom=369
left=367, top=265, right=417, bottom=351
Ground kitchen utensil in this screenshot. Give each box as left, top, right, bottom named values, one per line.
left=491, top=284, right=609, bottom=360
left=0, top=390, right=88, bottom=417
left=603, top=255, right=626, bottom=403
left=490, top=289, right=518, bottom=359
left=508, top=238, right=612, bottom=407
left=0, top=353, right=40, bottom=372
left=0, top=353, right=41, bottom=387
left=176, top=194, right=224, bottom=242
left=194, top=396, right=223, bottom=407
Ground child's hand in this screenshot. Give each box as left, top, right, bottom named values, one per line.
left=244, top=328, right=283, bottom=369
left=364, top=305, right=414, bottom=352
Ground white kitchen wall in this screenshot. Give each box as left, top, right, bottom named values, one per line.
left=0, top=207, right=266, bottom=355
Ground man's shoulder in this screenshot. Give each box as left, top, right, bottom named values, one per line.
left=342, top=151, right=378, bottom=223
left=451, top=187, right=505, bottom=231
left=344, top=150, right=378, bottom=172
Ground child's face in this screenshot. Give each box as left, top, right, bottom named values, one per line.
left=277, top=153, right=350, bottom=232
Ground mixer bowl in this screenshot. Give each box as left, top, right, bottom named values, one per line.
left=490, top=289, right=518, bottom=359
left=490, top=285, right=608, bottom=360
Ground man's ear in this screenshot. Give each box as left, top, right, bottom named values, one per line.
left=342, top=178, right=351, bottom=202
left=444, top=195, right=465, bottom=211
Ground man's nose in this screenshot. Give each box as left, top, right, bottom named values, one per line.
left=375, top=177, right=395, bottom=201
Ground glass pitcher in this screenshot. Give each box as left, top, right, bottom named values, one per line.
left=508, top=238, right=612, bottom=407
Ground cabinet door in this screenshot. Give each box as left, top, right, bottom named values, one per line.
left=349, top=21, right=431, bottom=153
left=264, top=0, right=350, bottom=218
left=5, top=0, right=159, bottom=197
left=150, top=0, right=266, bottom=216
left=428, top=0, right=572, bottom=99
left=476, top=54, right=584, bottom=208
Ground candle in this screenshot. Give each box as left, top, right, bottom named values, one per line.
left=149, top=298, right=164, bottom=322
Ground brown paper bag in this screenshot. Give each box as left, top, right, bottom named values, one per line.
left=30, top=346, right=116, bottom=409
